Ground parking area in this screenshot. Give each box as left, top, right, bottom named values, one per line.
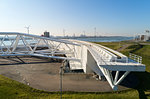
left=0, top=56, right=129, bottom=92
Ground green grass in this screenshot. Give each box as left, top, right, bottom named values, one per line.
left=96, top=41, right=150, bottom=99
left=0, top=75, right=60, bottom=99
left=94, top=42, right=123, bottom=50
left=127, top=44, right=150, bottom=72
left=1, top=41, right=150, bottom=99
left=93, top=41, right=137, bottom=50
left=0, top=75, right=140, bottom=99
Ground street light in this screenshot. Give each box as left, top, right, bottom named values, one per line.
left=60, top=66, right=63, bottom=99
left=60, top=60, right=65, bottom=99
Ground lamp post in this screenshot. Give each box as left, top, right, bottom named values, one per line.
left=60, top=60, right=65, bottom=99
left=60, top=66, right=63, bottom=99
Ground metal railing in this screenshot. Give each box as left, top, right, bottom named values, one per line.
left=129, top=53, right=142, bottom=64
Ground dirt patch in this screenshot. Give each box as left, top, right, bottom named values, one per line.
left=117, top=44, right=131, bottom=52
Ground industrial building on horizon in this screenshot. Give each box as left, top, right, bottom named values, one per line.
left=43, top=31, right=50, bottom=37
left=135, top=30, right=150, bottom=41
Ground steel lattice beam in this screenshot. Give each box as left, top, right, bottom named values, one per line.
left=0, top=32, right=145, bottom=91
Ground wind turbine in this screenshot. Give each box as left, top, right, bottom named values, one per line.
left=94, top=27, right=96, bottom=37
left=63, top=29, right=65, bottom=37
left=83, top=30, right=85, bottom=37
left=25, top=25, right=31, bottom=34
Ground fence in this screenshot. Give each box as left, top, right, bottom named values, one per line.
left=129, top=53, right=142, bottom=64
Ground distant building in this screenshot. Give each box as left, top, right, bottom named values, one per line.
left=44, top=31, right=50, bottom=37
left=135, top=34, right=150, bottom=41
left=134, top=30, right=150, bottom=41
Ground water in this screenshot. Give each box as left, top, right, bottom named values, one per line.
left=1, top=40, right=37, bottom=47
left=1, top=36, right=133, bottom=47
left=73, top=36, right=133, bottom=42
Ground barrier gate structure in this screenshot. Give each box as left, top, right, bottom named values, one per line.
left=0, top=32, right=145, bottom=90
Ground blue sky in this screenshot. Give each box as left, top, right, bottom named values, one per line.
left=0, top=0, right=150, bottom=36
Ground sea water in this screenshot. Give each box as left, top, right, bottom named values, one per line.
left=73, top=36, right=133, bottom=42
left=1, top=36, right=133, bottom=47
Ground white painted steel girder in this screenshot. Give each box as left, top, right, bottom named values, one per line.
left=0, top=32, right=146, bottom=91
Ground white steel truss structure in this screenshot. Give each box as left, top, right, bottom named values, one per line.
left=0, top=32, right=145, bottom=91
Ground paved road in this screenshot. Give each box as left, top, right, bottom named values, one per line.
left=0, top=56, right=129, bottom=92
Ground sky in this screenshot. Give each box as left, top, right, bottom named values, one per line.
left=0, top=0, right=150, bottom=36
